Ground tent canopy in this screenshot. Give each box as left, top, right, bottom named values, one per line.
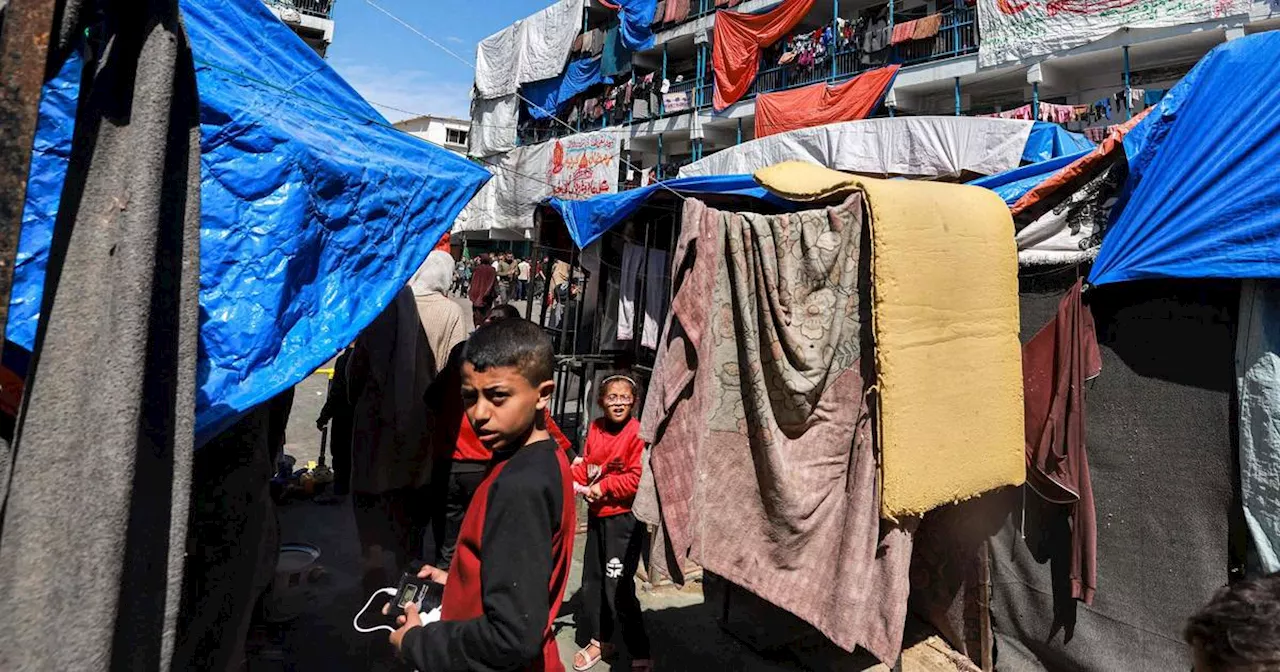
left=14, top=0, right=491, bottom=441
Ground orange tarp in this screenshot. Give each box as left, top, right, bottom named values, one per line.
left=712, top=0, right=816, bottom=110
left=754, top=65, right=899, bottom=138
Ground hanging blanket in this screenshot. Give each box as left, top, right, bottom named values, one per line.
left=524, top=57, right=605, bottom=120
left=754, top=65, right=899, bottom=138
left=473, top=0, right=585, bottom=99
left=636, top=195, right=914, bottom=664
left=712, top=0, right=817, bottom=110
left=663, top=0, right=691, bottom=24
left=598, top=0, right=657, bottom=50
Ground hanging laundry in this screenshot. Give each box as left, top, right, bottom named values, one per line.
left=754, top=65, right=899, bottom=138
left=911, top=13, right=942, bottom=40
left=617, top=243, right=645, bottom=341
left=1143, top=88, right=1166, bottom=107
left=653, top=0, right=666, bottom=25
left=523, top=57, right=605, bottom=120
left=663, top=0, right=691, bottom=24
left=890, top=19, right=917, bottom=45
left=662, top=90, right=692, bottom=113
left=598, top=0, right=657, bottom=50
left=712, top=0, right=818, bottom=110
left=641, top=249, right=668, bottom=349
left=602, top=24, right=632, bottom=77
left=1021, top=278, right=1101, bottom=604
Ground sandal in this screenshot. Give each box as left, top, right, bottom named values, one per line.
left=573, top=640, right=611, bottom=671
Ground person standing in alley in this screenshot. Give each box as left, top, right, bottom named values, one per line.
left=517, top=256, right=532, bottom=301
left=572, top=375, right=651, bottom=672
left=316, top=346, right=354, bottom=503
left=410, top=249, right=469, bottom=372
left=468, top=254, right=498, bottom=327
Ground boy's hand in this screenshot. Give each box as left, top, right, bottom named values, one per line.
left=389, top=601, right=423, bottom=652
left=418, top=564, right=449, bottom=585
left=586, top=483, right=603, bottom=502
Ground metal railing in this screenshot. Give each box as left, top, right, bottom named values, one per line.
left=263, top=0, right=336, bottom=19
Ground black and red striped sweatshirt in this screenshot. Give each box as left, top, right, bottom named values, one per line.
left=400, top=438, right=575, bottom=672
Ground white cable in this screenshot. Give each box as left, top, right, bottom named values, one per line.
left=354, top=588, right=398, bottom=634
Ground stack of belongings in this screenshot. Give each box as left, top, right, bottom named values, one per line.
left=633, top=160, right=1027, bottom=667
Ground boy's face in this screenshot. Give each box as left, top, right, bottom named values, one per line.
left=460, top=363, right=553, bottom=451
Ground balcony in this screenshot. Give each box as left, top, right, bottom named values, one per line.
left=263, top=0, right=335, bottom=19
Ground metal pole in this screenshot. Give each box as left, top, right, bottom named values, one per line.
left=736, top=118, right=742, bottom=144
left=1123, top=45, right=1132, bottom=120
left=888, top=0, right=895, bottom=62
left=661, top=43, right=668, bottom=116
left=695, top=43, right=703, bottom=107
left=657, top=133, right=664, bottom=180
left=954, top=76, right=961, bottom=116
left=0, top=0, right=60, bottom=344
left=831, top=0, right=839, bottom=80
left=1032, top=82, right=1039, bottom=120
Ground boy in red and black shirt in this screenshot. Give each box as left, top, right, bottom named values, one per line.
left=390, top=318, right=575, bottom=672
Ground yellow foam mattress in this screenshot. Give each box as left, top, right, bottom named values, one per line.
left=756, top=162, right=1026, bottom=519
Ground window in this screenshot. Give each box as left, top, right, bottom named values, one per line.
left=446, top=128, right=469, bottom=146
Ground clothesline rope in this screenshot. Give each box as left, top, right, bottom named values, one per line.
left=364, top=0, right=690, bottom=204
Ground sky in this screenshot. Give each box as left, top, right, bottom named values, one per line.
left=327, top=0, right=552, bottom=122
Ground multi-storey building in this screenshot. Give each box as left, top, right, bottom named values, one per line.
left=394, top=115, right=472, bottom=156
left=263, top=0, right=336, bottom=57
left=498, top=0, right=1280, bottom=181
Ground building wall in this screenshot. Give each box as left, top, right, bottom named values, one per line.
left=394, top=117, right=473, bottom=155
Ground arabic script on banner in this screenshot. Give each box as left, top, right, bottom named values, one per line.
left=977, top=0, right=1252, bottom=67
left=547, top=134, right=621, bottom=200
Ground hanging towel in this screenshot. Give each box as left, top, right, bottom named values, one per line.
left=1021, top=278, right=1101, bottom=604
left=653, top=0, right=666, bottom=24
left=752, top=162, right=1026, bottom=519
left=641, top=248, right=668, bottom=349
left=664, top=0, right=691, bottom=24
left=635, top=194, right=914, bottom=664
left=912, top=13, right=942, bottom=40
left=712, top=0, right=818, bottom=110
left=618, top=242, right=645, bottom=341
left=890, top=19, right=917, bottom=45
left=754, top=65, right=899, bottom=138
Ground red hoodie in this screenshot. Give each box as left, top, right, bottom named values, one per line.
left=450, top=407, right=571, bottom=462
left=571, top=417, right=644, bottom=517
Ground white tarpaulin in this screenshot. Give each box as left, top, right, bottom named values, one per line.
left=456, top=131, right=621, bottom=237
left=680, top=116, right=1035, bottom=179
left=469, top=94, right=519, bottom=158
left=977, top=0, right=1251, bottom=67
left=473, top=0, right=584, bottom=99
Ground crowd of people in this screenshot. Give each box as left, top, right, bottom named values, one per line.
left=317, top=249, right=650, bottom=672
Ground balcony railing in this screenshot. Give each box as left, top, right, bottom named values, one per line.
left=263, top=0, right=336, bottom=19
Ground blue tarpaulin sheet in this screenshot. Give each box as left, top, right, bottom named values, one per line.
left=14, top=0, right=491, bottom=442
left=968, top=149, right=1089, bottom=206
left=610, top=0, right=657, bottom=51
left=1091, top=31, right=1280, bottom=285
left=525, top=57, right=605, bottom=120
left=1022, top=121, right=1094, bottom=164
left=549, top=174, right=793, bottom=248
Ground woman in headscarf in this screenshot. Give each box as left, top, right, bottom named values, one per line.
left=410, top=250, right=469, bottom=376
left=346, top=286, right=435, bottom=591
left=467, top=254, right=498, bottom=326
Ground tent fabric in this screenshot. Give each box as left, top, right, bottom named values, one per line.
left=966, top=151, right=1086, bottom=207
left=602, top=0, right=657, bottom=50
left=469, top=94, right=520, bottom=157
left=1090, top=31, right=1280, bottom=286
left=992, top=279, right=1236, bottom=671
left=473, top=0, right=585, bottom=99
left=601, top=25, right=631, bottom=77
left=1237, top=279, right=1280, bottom=574
left=712, top=0, right=817, bottom=110
left=14, top=0, right=491, bottom=442
left=682, top=117, right=1037, bottom=180
left=524, top=58, right=605, bottom=119
left=753, top=65, right=899, bottom=138
left=547, top=174, right=791, bottom=248
left=1021, top=120, right=1094, bottom=163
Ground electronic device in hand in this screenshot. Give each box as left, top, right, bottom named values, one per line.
left=388, top=571, right=444, bottom=619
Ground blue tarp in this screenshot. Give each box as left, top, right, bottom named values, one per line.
left=1091, top=31, right=1280, bottom=285
left=602, top=24, right=631, bottom=78
left=968, top=149, right=1089, bottom=206
left=1022, top=121, right=1094, bottom=164
left=549, top=174, right=793, bottom=248
left=611, top=0, right=657, bottom=51
left=14, top=0, right=491, bottom=442
left=524, top=57, right=605, bottom=120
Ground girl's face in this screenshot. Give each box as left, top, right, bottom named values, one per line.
left=600, top=380, right=635, bottom=425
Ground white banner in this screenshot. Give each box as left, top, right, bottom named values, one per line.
left=455, top=131, right=621, bottom=237
left=977, top=0, right=1251, bottom=67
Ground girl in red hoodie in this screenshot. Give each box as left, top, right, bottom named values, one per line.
left=572, top=375, right=652, bottom=671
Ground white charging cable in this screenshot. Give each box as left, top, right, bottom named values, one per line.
left=353, top=588, right=443, bottom=634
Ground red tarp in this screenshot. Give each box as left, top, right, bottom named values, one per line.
left=712, top=0, right=816, bottom=110
left=753, top=65, right=899, bottom=138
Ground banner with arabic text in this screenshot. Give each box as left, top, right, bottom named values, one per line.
left=977, top=0, right=1251, bottom=67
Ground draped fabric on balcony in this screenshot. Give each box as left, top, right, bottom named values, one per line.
left=712, top=0, right=817, bottom=110
left=523, top=57, right=605, bottom=119
left=754, top=65, right=899, bottom=138
left=598, top=0, right=657, bottom=50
